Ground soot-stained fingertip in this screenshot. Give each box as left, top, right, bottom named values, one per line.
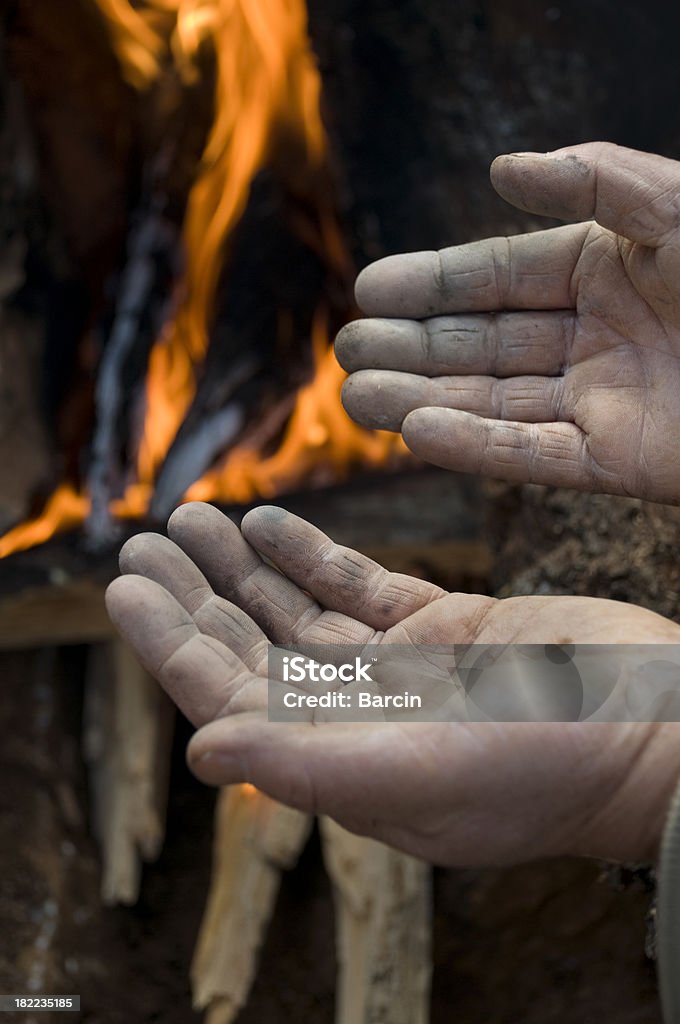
left=401, top=406, right=462, bottom=457
left=167, top=500, right=219, bottom=538
left=334, top=320, right=364, bottom=371
left=104, top=573, right=154, bottom=635
left=118, top=531, right=157, bottom=573
left=240, top=504, right=289, bottom=540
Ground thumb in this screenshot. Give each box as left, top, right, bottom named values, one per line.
left=490, top=142, right=680, bottom=247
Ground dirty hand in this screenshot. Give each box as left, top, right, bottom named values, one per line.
left=105, top=502, right=680, bottom=867
left=337, top=143, right=680, bottom=504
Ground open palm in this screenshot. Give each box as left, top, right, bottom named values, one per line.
left=337, top=143, right=680, bottom=503
left=106, top=502, right=680, bottom=866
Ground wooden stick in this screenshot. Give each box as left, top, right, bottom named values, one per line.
left=83, top=638, right=175, bottom=905
left=191, top=785, right=312, bottom=1024
left=319, top=817, right=432, bottom=1024
left=0, top=580, right=115, bottom=651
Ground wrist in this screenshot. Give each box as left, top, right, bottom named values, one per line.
left=575, top=723, right=680, bottom=864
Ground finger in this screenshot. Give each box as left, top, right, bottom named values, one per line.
left=335, top=312, right=573, bottom=377
left=168, top=503, right=375, bottom=645
left=342, top=369, right=565, bottom=431
left=240, top=505, right=444, bottom=629
left=119, top=532, right=269, bottom=672
left=401, top=407, right=617, bottom=492
left=491, top=143, right=680, bottom=246
left=120, top=532, right=212, bottom=611
left=354, top=223, right=588, bottom=319
left=387, top=590, right=498, bottom=646
left=105, top=575, right=256, bottom=727
left=187, top=714, right=430, bottom=829
left=167, top=502, right=320, bottom=639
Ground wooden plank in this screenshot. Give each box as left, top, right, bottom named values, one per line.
left=0, top=580, right=114, bottom=651
left=83, top=639, right=175, bottom=905
left=320, top=818, right=431, bottom=1024
left=191, top=786, right=313, bottom=1023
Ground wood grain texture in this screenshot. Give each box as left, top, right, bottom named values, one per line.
left=192, top=786, right=313, bottom=1023
left=320, top=817, right=431, bottom=1024
left=83, top=639, right=175, bottom=905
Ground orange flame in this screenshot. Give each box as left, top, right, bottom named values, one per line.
left=134, top=0, right=338, bottom=488
left=0, top=485, right=90, bottom=558
left=186, top=305, right=401, bottom=504
left=0, top=0, right=404, bottom=559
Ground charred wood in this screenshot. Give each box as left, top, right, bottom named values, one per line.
left=149, top=171, right=331, bottom=519
left=86, top=165, right=181, bottom=546
left=0, top=469, right=488, bottom=649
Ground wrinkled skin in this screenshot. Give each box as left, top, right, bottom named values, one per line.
left=106, top=502, right=680, bottom=867
left=337, top=143, right=680, bottom=503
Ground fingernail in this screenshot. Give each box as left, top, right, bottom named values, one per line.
left=194, top=750, right=245, bottom=780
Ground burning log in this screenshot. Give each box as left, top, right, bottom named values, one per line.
left=0, top=468, right=488, bottom=644
left=85, top=167, right=181, bottom=546
left=146, top=171, right=325, bottom=520
left=1, top=0, right=408, bottom=556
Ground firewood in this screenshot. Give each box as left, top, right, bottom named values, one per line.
left=148, top=172, right=326, bottom=522
left=85, top=176, right=182, bottom=547
left=82, top=638, right=175, bottom=905
left=191, top=785, right=313, bottom=1023
left=0, top=469, right=491, bottom=609
left=319, top=817, right=431, bottom=1024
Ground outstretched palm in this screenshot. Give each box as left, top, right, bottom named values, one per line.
left=337, top=143, right=680, bottom=503
left=106, top=502, right=680, bottom=866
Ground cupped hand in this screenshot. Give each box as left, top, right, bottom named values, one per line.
left=105, top=502, right=680, bottom=866
left=337, top=143, right=680, bottom=503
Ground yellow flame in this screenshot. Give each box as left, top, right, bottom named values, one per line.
left=94, top=0, right=165, bottom=88
left=186, top=306, right=403, bottom=504
left=0, top=0, right=404, bottom=559
left=134, top=0, right=334, bottom=487
left=0, top=484, right=90, bottom=558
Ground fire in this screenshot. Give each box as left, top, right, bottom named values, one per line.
left=0, top=0, right=404, bottom=559
left=186, top=305, right=401, bottom=504
left=0, top=485, right=89, bottom=559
